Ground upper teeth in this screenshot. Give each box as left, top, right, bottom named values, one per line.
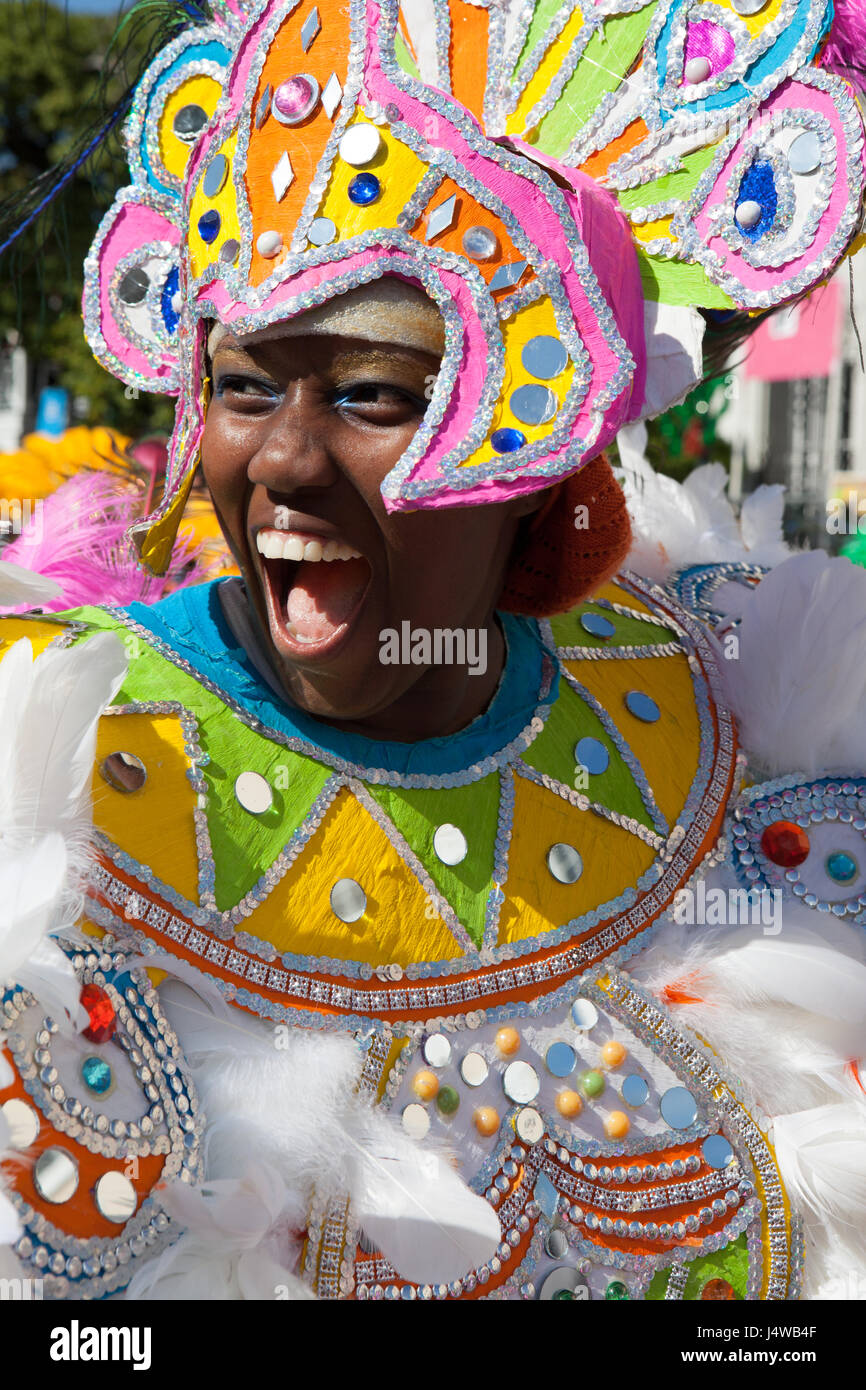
left=256, top=532, right=362, bottom=562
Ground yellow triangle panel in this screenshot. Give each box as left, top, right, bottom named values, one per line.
left=244, top=787, right=465, bottom=966
left=92, top=711, right=200, bottom=903
left=498, top=772, right=655, bottom=944
left=570, top=653, right=700, bottom=827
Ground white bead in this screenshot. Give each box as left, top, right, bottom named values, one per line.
left=683, top=56, right=711, bottom=84
left=338, top=123, right=382, bottom=167
left=256, top=230, right=283, bottom=258
left=735, top=200, right=763, bottom=229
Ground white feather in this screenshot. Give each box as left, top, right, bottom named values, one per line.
left=156, top=980, right=501, bottom=1294
left=0, top=558, right=61, bottom=609
left=773, top=1104, right=866, bottom=1227
left=616, top=430, right=791, bottom=584
left=718, top=550, right=866, bottom=776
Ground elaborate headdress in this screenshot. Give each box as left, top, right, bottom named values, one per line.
left=84, top=0, right=866, bottom=571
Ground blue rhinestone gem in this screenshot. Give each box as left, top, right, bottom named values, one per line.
left=625, top=690, right=660, bottom=722
left=160, top=266, right=180, bottom=333
left=826, top=850, right=858, bottom=885
left=491, top=427, right=526, bottom=453
left=347, top=172, right=381, bottom=206
left=581, top=612, right=616, bottom=638
left=81, top=1056, right=113, bottom=1095
left=198, top=210, right=221, bottom=244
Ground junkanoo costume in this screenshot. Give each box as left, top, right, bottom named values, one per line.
left=2, top=0, right=866, bottom=1303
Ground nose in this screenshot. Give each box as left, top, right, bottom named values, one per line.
left=246, top=388, right=340, bottom=494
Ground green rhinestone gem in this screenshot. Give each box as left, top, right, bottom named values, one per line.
left=552, top=1288, right=576, bottom=1299
left=436, top=1084, right=460, bottom=1115
left=605, top=1280, right=630, bottom=1301
left=580, top=1069, right=605, bottom=1099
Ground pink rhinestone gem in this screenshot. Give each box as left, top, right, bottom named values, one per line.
left=274, top=76, right=314, bottom=120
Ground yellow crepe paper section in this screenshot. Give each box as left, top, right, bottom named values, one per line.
left=460, top=295, right=573, bottom=468
left=498, top=770, right=656, bottom=943
left=188, top=129, right=243, bottom=280
left=92, top=711, right=200, bottom=904
left=505, top=6, right=587, bottom=136
left=572, top=652, right=700, bottom=827
left=242, top=786, right=465, bottom=966
left=158, top=74, right=223, bottom=183
left=315, top=114, right=428, bottom=244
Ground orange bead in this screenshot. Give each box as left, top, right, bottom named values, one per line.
left=556, top=1089, right=583, bottom=1119
left=604, top=1110, right=631, bottom=1140
left=601, top=1040, right=627, bottom=1069
left=495, top=1026, right=521, bottom=1057
left=474, top=1106, right=499, bottom=1137
left=412, top=1069, right=439, bottom=1101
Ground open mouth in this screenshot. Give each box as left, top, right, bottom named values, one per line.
left=255, top=527, right=373, bottom=659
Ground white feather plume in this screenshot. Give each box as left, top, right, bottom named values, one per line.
left=0, top=558, right=61, bottom=609
left=718, top=550, right=866, bottom=777
left=0, top=633, right=127, bottom=1023
left=147, top=980, right=501, bottom=1297
left=616, top=424, right=790, bottom=584
left=631, top=902, right=866, bottom=1296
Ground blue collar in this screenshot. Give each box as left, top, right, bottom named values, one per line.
left=124, top=579, right=558, bottom=778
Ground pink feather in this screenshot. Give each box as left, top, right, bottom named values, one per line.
left=0, top=472, right=207, bottom=613
left=819, top=0, right=866, bottom=95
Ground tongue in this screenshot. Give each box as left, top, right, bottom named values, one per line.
left=285, top=557, right=369, bottom=643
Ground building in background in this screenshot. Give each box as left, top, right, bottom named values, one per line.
left=721, top=248, right=866, bottom=551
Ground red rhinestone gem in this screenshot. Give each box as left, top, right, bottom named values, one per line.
left=760, top=820, right=810, bottom=868
left=80, top=983, right=116, bottom=1044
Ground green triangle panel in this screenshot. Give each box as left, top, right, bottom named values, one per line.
left=368, top=775, right=501, bottom=950
left=201, top=719, right=332, bottom=910
left=522, top=675, right=654, bottom=832
left=509, top=0, right=563, bottom=85
left=550, top=600, right=677, bottom=651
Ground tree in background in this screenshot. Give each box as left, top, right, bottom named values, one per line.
left=0, top=0, right=185, bottom=437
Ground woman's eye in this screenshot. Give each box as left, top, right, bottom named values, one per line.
left=214, top=375, right=280, bottom=405
left=332, top=382, right=427, bottom=420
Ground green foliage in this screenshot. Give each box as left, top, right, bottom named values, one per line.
left=0, top=0, right=183, bottom=436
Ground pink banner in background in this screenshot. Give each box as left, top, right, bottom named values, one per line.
left=745, top=278, right=842, bottom=382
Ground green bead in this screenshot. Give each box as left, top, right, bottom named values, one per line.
left=580, top=1069, right=605, bottom=1099
left=436, top=1085, right=460, bottom=1115
left=605, top=1280, right=630, bottom=1301
left=552, top=1289, right=576, bottom=1300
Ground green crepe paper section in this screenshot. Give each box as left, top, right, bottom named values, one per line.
left=646, top=1231, right=750, bottom=1300
left=618, top=143, right=719, bottom=213
left=521, top=675, right=655, bottom=832
left=550, top=601, right=677, bottom=650
left=66, top=609, right=331, bottom=910
left=394, top=29, right=420, bottom=79
left=368, top=775, right=501, bottom=950
left=639, top=249, right=735, bottom=308
left=530, top=8, right=656, bottom=159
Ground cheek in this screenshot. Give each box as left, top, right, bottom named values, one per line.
left=200, top=409, right=254, bottom=517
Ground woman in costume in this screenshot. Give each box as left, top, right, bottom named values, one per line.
left=2, top=0, right=866, bottom=1302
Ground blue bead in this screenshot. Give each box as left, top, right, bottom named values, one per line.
left=160, top=266, right=180, bottom=333
left=581, top=612, right=616, bottom=638
left=826, top=850, right=858, bottom=885
left=491, top=427, right=526, bottom=453
left=625, top=690, right=660, bottom=722
left=347, top=172, right=381, bottom=205
left=81, top=1055, right=113, bottom=1095
left=198, top=210, right=221, bottom=244
left=575, top=736, right=609, bottom=776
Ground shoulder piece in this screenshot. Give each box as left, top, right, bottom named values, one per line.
left=77, top=576, right=736, bottom=1029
